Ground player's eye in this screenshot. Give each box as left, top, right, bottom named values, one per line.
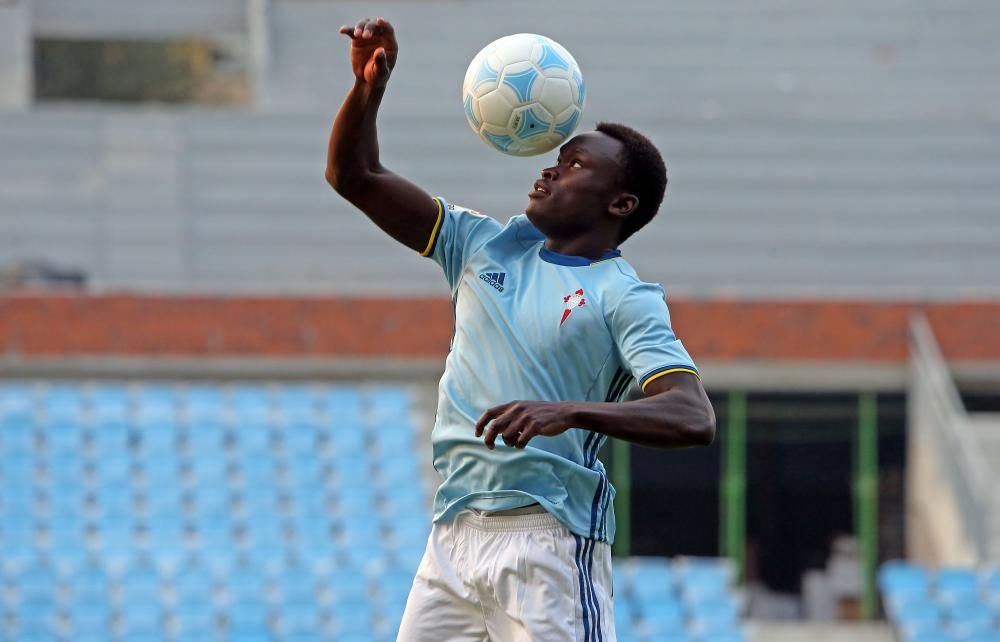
left=570, top=159, right=583, bottom=168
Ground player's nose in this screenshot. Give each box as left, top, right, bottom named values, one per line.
left=541, top=166, right=558, bottom=181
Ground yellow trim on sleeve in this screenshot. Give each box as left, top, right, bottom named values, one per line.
left=419, top=197, right=445, bottom=257
left=641, top=367, right=701, bottom=392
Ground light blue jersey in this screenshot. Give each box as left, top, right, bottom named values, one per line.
left=421, top=197, right=698, bottom=543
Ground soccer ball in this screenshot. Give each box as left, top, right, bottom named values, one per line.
left=462, top=34, right=585, bottom=157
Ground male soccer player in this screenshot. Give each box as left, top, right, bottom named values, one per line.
left=327, top=17, right=716, bottom=642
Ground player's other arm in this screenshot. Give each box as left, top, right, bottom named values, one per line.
left=325, top=18, right=440, bottom=254
left=476, top=372, right=716, bottom=450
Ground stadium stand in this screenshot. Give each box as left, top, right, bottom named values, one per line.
left=879, top=561, right=1000, bottom=642
left=0, top=381, right=746, bottom=642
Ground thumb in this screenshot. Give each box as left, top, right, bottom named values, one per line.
left=373, top=47, right=389, bottom=74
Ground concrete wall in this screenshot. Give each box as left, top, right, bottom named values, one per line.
left=1, top=0, right=998, bottom=296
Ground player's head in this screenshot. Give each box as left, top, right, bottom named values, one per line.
left=525, top=122, right=667, bottom=248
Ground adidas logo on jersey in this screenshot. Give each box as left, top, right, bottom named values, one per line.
left=479, top=271, right=506, bottom=292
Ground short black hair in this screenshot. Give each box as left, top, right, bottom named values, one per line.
left=595, top=122, right=667, bottom=243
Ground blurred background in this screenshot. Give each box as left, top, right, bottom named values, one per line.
left=1, top=1, right=999, bottom=641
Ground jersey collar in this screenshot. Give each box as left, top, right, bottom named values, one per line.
left=538, top=246, right=622, bottom=267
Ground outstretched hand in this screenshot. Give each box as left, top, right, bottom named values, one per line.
left=475, top=401, right=576, bottom=450
left=338, top=17, right=399, bottom=87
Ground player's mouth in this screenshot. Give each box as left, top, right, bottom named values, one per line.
left=529, top=180, right=551, bottom=198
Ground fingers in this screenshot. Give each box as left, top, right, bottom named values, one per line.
left=500, top=417, right=528, bottom=448
left=340, top=17, right=396, bottom=42
left=475, top=402, right=509, bottom=438
left=375, top=17, right=395, bottom=37
left=354, top=18, right=369, bottom=39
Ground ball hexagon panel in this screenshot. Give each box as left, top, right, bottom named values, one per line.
left=466, top=54, right=500, bottom=95
left=499, top=61, right=540, bottom=104
left=531, top=41, right=572, bottom=72
left=553, top=106, right=582, bottom=140
left=479, top=125, right=515, bottom=154
left=537, top=77, right=575, bottom=116
left=571, top=69, right=586, bottom=105
left=492, top=34, right=538, bottom=67
left=510, top=104, right=554, bottom=140
left=477, top=88, right=516, bottom=128
left=463, top=94, right=481, bottom=129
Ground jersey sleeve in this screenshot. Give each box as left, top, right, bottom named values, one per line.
left=421, top=196, right=504, bottom=291
left=609, top=281, right=699, bottom=393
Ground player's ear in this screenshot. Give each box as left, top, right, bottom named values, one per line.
left=608, top=192, right=638, bottom=220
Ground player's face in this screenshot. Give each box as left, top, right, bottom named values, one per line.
left=525, top=132, right=627, bottom=240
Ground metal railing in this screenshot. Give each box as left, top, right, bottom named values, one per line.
left=908, top=314, right=991, bottom=561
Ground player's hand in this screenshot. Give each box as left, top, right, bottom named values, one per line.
left=338, top=17, right=398, bottom=88
left=475, top=401, right=575, bottom=450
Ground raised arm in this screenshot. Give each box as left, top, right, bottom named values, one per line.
left=325, top=17, right=441, bottom=254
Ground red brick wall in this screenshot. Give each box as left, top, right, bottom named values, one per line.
left=1, top=295, right=998, bottom=362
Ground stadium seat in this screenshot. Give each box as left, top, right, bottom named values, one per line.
left=935, top=567, right=980, bottom=603
left=171, top=599, right=217, bottom=637
left=880, top=560, right=930, bottom=598
left=946, top=599, right=994, bottom=639
left=227, top=598, right=271, bottom=634
left=68, top=598, right=112, bottom=636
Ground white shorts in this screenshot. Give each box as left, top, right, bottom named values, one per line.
left=396, top=506, right=616, bottom=642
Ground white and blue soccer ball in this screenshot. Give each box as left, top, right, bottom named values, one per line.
left=462, top=34, right=585, bottom=157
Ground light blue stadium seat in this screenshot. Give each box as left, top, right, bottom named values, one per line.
left=89, top=385, right=130, bottom=418
left=689, top=597, right=739, bottom=623
left=119, top=562, right=163, bottom=604
left=119, top=601, right=164, bottom=636
left=894, top=599, right=944, bottom=639
left=230, top=385, right=274, bottom=418
left=880, top=560, right=930, bottom=598
left=15, top=559, right=59, bottom=602
left=68, top=598, right=112, bottom=635
left=181, top=384, right=223, bottom=410
left=173, top=561, right=215, bottom=601
left=13, top=597, right=60, bottom=637
left=378, top=455, right=423, bottom=493
left=947, top=599, right=994, bottom=639
left=366, top=387, right=410, bottom=417
left=186, top=422, right=227, bottom=454
left=233, top=420, right=274, bottom=451
left=329, top=598, right=373, bottom=636
left=45, top=417, right=85, bottom=452
left=904, top=633, right=953, bottom=642
left=230, top=633, right=272, bottom=642
left=282, top=633, right=329, bottom=642
left=644, top=607, right=686, bottom=637
left=226, top=565, right=267, bottom=602
left=277, top=600, right=322, bottom=636
left=344, top=539, right=387, bottom=571
left=325, top=386, right=363, bottom=417
left=0, top=414, right=35, bottom=452
left=328, top=569, right=368, bottom=598
left=67, top=560, right=109, bottom=601
left=188, top=460, right=229, bottom=491
left=326, top=422, right=367, bottom=452
left=690, top=614, right=743, bottom=637
left=283, top=426, right=321, bottom=457
left=172, top=598, right=217, bottom=636
left=935, top=567, right=980, bottom=603
left=965, top=635, right=1000, bottom=642
left=699, top=633, right=749, bottom=642
left=227, top=598, right=271, bottom=632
